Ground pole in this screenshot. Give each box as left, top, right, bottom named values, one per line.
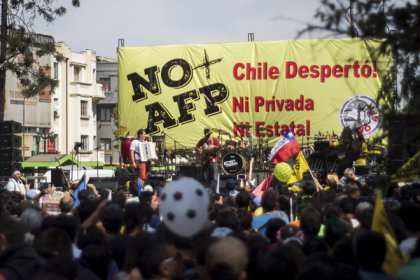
left=71, top=150, right=74, bottom=181
left=216, top=173, right=220, bottom=194
left=174, top=139, right=176, bottom=165
left=22, top=97, right=25, bottom=159
left=308, top=163, right=323, bottom=192
left=97, top=147, right=99, bottom=178
left=0, top=0, right=8, bottom=121
left=289, top=197, right=294, bottom=222
left=34, top=166, right=38, bottom=189
left=77, top=152, right=79, bottom=179
left=65, top=58, right=69, bottom=154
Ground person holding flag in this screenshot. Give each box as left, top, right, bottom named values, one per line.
left=269, top=130, right=322, bottom=191
left=269, top=130, right=301, bottom=164
left=371, top=190, right=405, bottom=276
left=287, top=151, right=310, bottom=184
left=71, top=173, right=87, bottom=208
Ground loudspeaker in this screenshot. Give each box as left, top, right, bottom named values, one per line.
left=0, top=162, right=19, bottom=176
left=0, top=134, right=22, bottom=147
left=0, top=121, right=22, bottom=134
left=0, top=148, right=22, bottom=162
left=88, top=177, right=118, bottom=192
left=51, top=169, right=68, bottom=188
left=388, top=115, right=420, bottom=173
left=178, top=165, right=201, bottom=180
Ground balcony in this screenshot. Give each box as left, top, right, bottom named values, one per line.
left=69, top=82, right=105, bottom=101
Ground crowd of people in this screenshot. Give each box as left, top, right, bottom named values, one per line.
left=0, top=126, right=419, bottom=280
left=1, top=161, right=419, bottom=280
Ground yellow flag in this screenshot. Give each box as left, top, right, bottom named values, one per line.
left=288, top=151, right=310, bottom=184
left=391, top=150, right=420, bottom=182
left=371, top=190, right=405, bottom=276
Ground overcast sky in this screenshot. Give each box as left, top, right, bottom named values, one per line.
left=33, top=0, right=323, bottom=59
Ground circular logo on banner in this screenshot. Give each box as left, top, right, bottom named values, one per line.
left=339, top=95, right=382, bottom=136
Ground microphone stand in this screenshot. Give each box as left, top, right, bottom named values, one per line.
left=157, top=131, right=191, bottom=179
left=151, top=132, right=168, bottom=180
left=75, top=137, right=121, bottom=188
left=71, top=148, right=77, bottom=182
left=162, top=133, right=168, bottom=180
left=54, top=157, right=71, bottom=190
left=160, top=131, right=190, bottom=156
left=72, top=141, right=84, bottom=180
left=85, top=137, right=121, bottom=175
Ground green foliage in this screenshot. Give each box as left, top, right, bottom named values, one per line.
left=300, top=0, right=420, bottom=121
left=299, top=0, right=420, bottom=172
left=0, top=0, right=80, bottom=108
left=9, top=0, right=79, bottom=24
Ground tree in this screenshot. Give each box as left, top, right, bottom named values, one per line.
left=299, top=0, right=420, bottom=171
left=0, top=0, right=80, bottom=121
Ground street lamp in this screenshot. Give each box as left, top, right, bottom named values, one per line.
left=35, top=131, right=56, bottom=154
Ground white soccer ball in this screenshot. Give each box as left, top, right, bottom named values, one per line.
left=160, top=177, right=209, bottom=237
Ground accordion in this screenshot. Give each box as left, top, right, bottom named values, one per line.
left=137, top=141, right=158, bottom=161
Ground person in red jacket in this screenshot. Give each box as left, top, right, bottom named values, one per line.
left=195, top=128, right=221, bottom=186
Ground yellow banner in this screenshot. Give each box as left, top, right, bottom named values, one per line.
left=118, top=38, right=391, bottom=147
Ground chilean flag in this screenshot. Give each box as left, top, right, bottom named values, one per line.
left=269, top=130, right=300, bottom=163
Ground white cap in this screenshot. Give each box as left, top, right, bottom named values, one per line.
left=143, top=185, right=153, bottom=192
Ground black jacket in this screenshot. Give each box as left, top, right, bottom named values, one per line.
left=0, top=244, right=43, bottom=280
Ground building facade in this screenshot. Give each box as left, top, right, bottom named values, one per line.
left=53, top=42, right=105, bottom=162
left=96, top=57, right=120, bottom=164
left=4, top=38, right=105, bottom=164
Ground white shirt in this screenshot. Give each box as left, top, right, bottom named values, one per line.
left=5, top=178, right=26, bottom=196
left=130, top=138, right=147, bottom=162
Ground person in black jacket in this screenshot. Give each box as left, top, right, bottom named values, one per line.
left=0, top=215, right=43, bottom=280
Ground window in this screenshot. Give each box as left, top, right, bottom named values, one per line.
left=74, top=66, right=81, bottom=82
left=53, top=62, right=59, bottom=79
left=99, top=107, right=112, bottom=121
left=81, top=101, right=88, bottom=117
left=24, top=127, right=37, bottom=134
left=100, top=138, right=112, bottom=150
left=81, top=135, right=89, bottom=151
